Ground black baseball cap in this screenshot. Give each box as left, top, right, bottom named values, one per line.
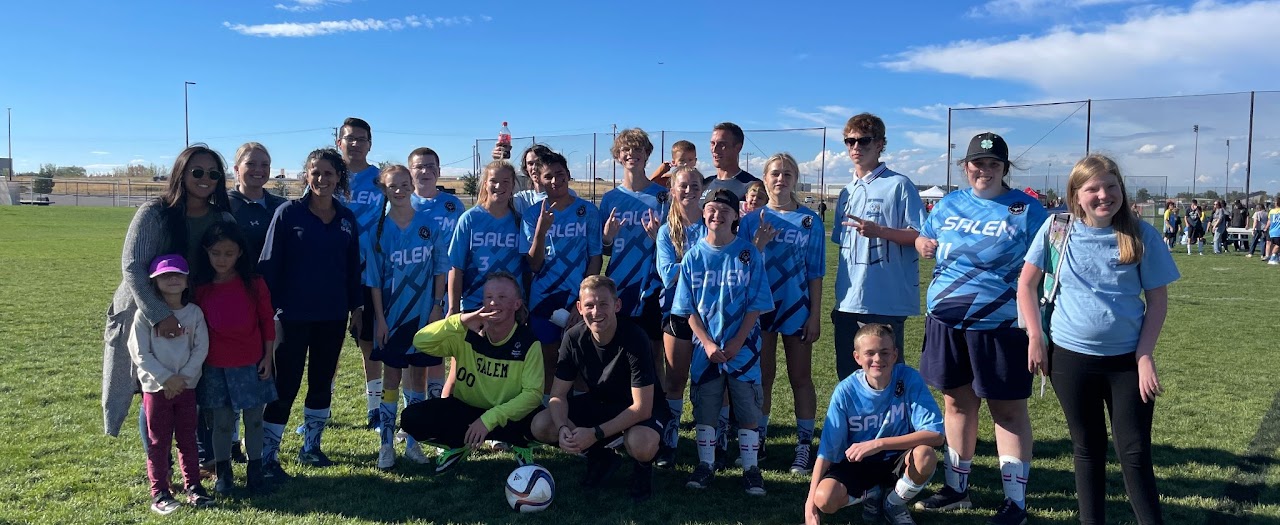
left=702, top=189, right=740, bottom=215
left=962, top=132, right=1009, bottom=164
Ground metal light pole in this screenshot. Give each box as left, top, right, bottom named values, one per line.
left=6, top=107, right=11, bottom=181
left=184, top=81, right=196, bottom=146
left=1224, top=139, right=1231, bottom=197
left=1191, top=125, right=1199, bottom=198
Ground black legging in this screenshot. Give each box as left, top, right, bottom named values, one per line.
left=1050, top=344, right=1163, bottom=525
left=400, top=396, right=536, bottom=449
left=263, top=320, right=345, bottom=425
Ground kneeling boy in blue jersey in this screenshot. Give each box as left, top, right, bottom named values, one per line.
left=804, top=324, right=943, bottom=525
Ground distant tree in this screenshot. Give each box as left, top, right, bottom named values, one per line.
left=33, top=165, right=56, bottom=194
left=1042, top=188, right=1059, bottom=204
left=1203, top=189, right=1221, bottom=201
left=1176, top=191, right=1195, bottom=200
left=54, top=166, right=87, bottom=178
left=1135, top=188, right=1152, bottom=203
left=460, top=172, right=479, bottom=196
left=377, top=160, right=398, bottom=172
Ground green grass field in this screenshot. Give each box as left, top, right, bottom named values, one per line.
left=2, top=206, right=1278, bottom=524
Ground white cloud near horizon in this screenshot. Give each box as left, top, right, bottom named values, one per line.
left=224, top=15, right=480, bottom=38
left=968, top=0, right=1137, bottom=18
left=274, top=0, right=349, bottom=13
left=90, top=151, right=110, bottom=155
left=882, top=1, right=1280, bottom=97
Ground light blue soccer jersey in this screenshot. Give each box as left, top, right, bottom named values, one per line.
left=656, top=221, right=707, bottom=312
left=1025, top=218, right=1180, bottom=356
left=600, top=184, right=670, bottom=317
left=921, top=189, right=1048, bottom=330
left=1269, top=208, right=1280, bottom=237
left=817, top=363, right=943, bottom=464
left=345, top=165, right=384, bottom=262
left=447, top=206, right=525, bottom=312
left=672, top=237, right=774, bottom=385
left=362, top=211, right=451, bottom=335
left=830, top=165, right=926, bottom=317
left=519, top=197, right=603, bottom=317
left=738, top=206, right=826, bottom=335
left=513, top=188, right=576, bottom=216
left=411, top=192, right=465, bottom=238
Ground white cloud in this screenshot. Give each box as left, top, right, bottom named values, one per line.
left=90, top=151, right=110, bottom=155
left=223, top=15, right=482, bottom=38
left=904, top=131, right=948, bottom=149
left=778, top=106, right=852, bottom=129
left=128, top=158, right=146, bottom=165
left=1133, top=143, right=1176, bottom=157
left=882, top=1, right=1280, bottom=97
left=274, top=0, right=349, bottom=13
left=969, top=0, right=1137, bottom=18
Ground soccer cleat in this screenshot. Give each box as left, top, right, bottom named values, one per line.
left=862, top=485, right=884, bottom=523
left=915, top=485, right=972, bottom=511
left=261, top=460, right=291, bottom=484
left=297, top=448, right=334, bottom=468
left=185, top=485, right=215, bottom=508
left=989, top=498, right=1028, bottom=525
left=654, top=445, right=676, bottom=469
left=1270, top=258, right=1279, bottom=265
left=434, top=447, right=469, bottom=474
left=742, top=466, right=766, bottom=496
left=883, top=499, right=918, bottom=525
left=685, top=461, right=716, bottom=489
left=511, top=445, right=536, bottom=467
left=151, top=492, right=181, bottom=515
left=404, top=442, right=431, bottom=465
left=582, top=448, right=622, bottom=486
left=395, top=429, right=409, bottom=444
left=629, top=460, right=654, bottom=503
left=789, top=443, right=813, bottom=474
left=377, top=444, right=396, bottom=471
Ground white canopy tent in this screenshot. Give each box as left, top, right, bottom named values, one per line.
left=919, top=186, right=946, bottom=199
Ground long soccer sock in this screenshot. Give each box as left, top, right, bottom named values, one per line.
left=716, top=406, right=730, bottom=452
left=402, top=390, right=425, bottom=447
left=887, top=473, right=927, bottom=506
left=737, top=428, right=760, bottom=469
left=379, top=389, right=399, bottom=448
left=944, top=447, right=972, bottom=493
left=365, top=379, right=383, bottom=414
left=302, top=407, right=330, bottom=453
left=426, top=379, right=444, bottom=400
left=262, top=422, right=285, bottom=464
left=665, top=398, right=684, bottom=448
left=999, top=455, right=1028, bottom=508
left=796, top=419, right=815, bottom=445
left=695, top=424, right=717, bottom=466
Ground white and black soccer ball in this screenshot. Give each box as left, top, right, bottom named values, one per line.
left=504, top=464, right=554, bottom=512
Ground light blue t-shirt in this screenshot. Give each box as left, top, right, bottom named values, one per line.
left=672, top=237, right=774, bottom=385
left=817, top=363, right=943, bottom=464
left=519, top=197, right=603, bottom=317
left=447, top=206, right=525, bottom=312
left=830, top=164, right=926, bottom=317
left=921, top=189, right=1048, bottom=330
left=1269, top=208, right=1280, bottom=237
left=343, top=165, right=384, bottom=263
left=1025, top=218, right=1180, bottom=356
left=362, top=211, right=451, bottom=336
left=410, top=191, right=465, bottom=237
left=738, top=206, right=826, bottom=335
left=600, top=183, right=670, bottom=317
left=656, top=221, right=707, bottom=313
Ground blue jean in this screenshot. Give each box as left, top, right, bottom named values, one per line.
left=830, top=311, right=907, bottom=380
left=1249, top=230, right=1267, bottom=256
left=1213, top=229, right=1227, bottom=253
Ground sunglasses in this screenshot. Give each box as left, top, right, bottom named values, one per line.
left=843, top=136, right=880, bottom=148
left=188, top=168, right=223, bottom=180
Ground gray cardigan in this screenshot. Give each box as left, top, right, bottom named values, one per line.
left=101, top=200, right=232, bottom=436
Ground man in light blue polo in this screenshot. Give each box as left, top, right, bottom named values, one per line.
left=830, top=113, right=926, bottom=380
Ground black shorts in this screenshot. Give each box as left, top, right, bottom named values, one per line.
left=625, top=293, right=663, bottom=341
left=1271, top=236, right=1280, bottom=245
left=565, top=393, right=666, bottom=441
left=661, top=314, right=692, bottom=340
left=822, top=452, right=908, bottom=495
left=919, top=315, right=1032, bottom=400
left=349, top=288, right=375, bottom=343
left=369, top=323, right=441, bottom=369
left=400, top=396, right=537, bottom=449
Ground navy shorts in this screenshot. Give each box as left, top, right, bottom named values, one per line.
left=662, top=314, right=692, bottom=340
left=627, top=293, right=664, bottom=341
left=822, top=452, right=909, bottom=495
left=919, top=315, right=1032, bottom=400
left=370, top=323, right=441, bottom=369
left=529, top=315, right=563, bottom=349
left=759, top=308, right=804, bottom=337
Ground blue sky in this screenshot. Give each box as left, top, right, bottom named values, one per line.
left=5, top=0, right=1280, bottom=196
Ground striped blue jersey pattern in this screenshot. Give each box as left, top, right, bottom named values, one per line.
left=344, top=165, right=384, bottom=263
left=738, top=206, right=826, bottom=334
left=600, top=184, right=670, bottom=317
left=519, top=197, right=603, bottom=316
left=672, top=237, right=773, bottom=385
left=817, top=364, right=944, bottom=464
left=447, top=206, right=525, bottom=312
left=362, top=211, right=450, bottom=336
left=411, top=192, right=465, bottom=238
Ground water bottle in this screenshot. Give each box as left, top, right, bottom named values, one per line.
left=498, top=122, right=512, bottom=159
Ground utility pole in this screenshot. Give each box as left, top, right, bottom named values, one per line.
left=184, top=81, right=197, bottom=146
left=1191, top=125, right=1199, bottom=198
left=1224, top=139, right=1231, bottom=197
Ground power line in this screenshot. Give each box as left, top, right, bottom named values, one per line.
left=1009, top=102, right=1088, bottom=164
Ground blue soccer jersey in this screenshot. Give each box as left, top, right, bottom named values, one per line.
left=738, top=206, right=826, bottom=335
left=830, top=164, right=927, bottom=317
left=672, top=237, right=774, bottom=385
left=817, top=363, right=944, bottom=464
left=921, top=189, right=1048, bottom=330
left=600, top=184, right=670, bottom=317
left=411, top=192, right=465, bottom=238
left=1269, top=207, right=1280, bottom=237
left=447, top=206, right=525, bottom=312
left=362, top=211, right=451, bottom=338
left=519, top=197, right=603, bottom=317
left=656, top=221, right=707, bottom=312
left=345, top=165, right=384, bottom=262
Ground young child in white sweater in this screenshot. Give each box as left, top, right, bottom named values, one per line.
left=127, top=254, right=213, bottom=514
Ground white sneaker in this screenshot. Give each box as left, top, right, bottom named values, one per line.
left=404, top=442, right=431, bottom=464
left=395, top=429, right=408, bottom=444
left=377, top=444, right=396, bottom=471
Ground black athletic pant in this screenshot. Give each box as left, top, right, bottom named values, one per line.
left=263, top=320, right=346, bottom=425
left=400, top=396, right=537, bottom=449
left=1050, top=344, right=1163, bottom=525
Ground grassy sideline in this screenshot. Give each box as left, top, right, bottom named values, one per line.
left=1, top=205, right=1278, bottom=524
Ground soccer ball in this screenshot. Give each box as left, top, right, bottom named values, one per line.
left=505, top=464, right=554, bottom=512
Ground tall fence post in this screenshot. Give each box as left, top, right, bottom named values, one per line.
left=819, top=127, right=827, bottom=201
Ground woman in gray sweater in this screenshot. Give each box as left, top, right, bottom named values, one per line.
left=102, top=145, right=233, bottom=442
